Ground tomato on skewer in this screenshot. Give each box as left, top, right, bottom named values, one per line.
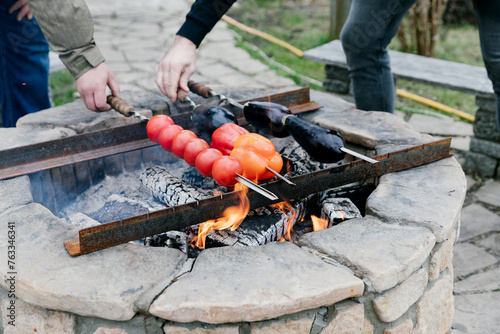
left=146, top=115, right=174, bottom=143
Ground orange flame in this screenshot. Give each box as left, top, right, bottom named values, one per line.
left=271, top=201, right=297, bottom=242
left=194, top=183, right=250, bottom=249
left=337, top=210, right=345, bottom=221
left=311, top=215, right=329, bottom=231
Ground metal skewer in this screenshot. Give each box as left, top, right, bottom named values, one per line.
left=339, top=147, right=378, bottom=164
left=265, top=167, right=296, bottom=186
left=235, top=173, right=279, bottom=201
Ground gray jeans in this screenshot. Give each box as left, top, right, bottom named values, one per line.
left=340, top=0, right=500, bottom=131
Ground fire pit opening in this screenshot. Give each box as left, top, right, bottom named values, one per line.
left=29, top=136, right=376, bottom=258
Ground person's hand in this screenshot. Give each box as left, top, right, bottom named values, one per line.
left=156, top=35, right=197, bottom=103
left=75, top=62, right=120, bottom=112
left=9, top=0, right=33, bottom=21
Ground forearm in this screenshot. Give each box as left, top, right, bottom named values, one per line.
left=177, top=0, right=237, bottom=47
left=25, top=0, right=105, bottom=79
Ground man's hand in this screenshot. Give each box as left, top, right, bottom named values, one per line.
left=156, top=35, right=197, bottom=103
left=9, top=0, right=33, bottom=21
left=75, top=62, right=120, bottom=112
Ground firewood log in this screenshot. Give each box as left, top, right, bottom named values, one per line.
left=140, top=165, right=212, bottom=207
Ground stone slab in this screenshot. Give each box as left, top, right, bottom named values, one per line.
left=250, top=311, right=316, bottom=334
left=298, top=216, right=436, bottom=293
left=322, top=300, right=364, bottom=334
left=0, top=203, right=187, bottom=321
left=453, top=291, right=500, bottom=334
left=413, top=269, right=454, bottom=334
left=366, top=158, right=466, bottom=243
left=0, top=127, right=76, bottom=151
left=149, top=242, right=364, bottom=324
left=1, top=298, right=75, bottom=333
left=407, top=114, right=473, bottom=137
left=464, top=151, right=498, bottom=178
left=476, top=233, right=500, bottom=256
left=473, top=109, right=500, bottom=142
left=470, top=137, right=500, bottom=159
left=300, top=101, right=432, bottom=150
left=452, top=243, right=497, bottom=278
left=0, top=176, right=33, bottom=214
left=372, top=267, right=428, bottom=323
left=475, top=179, right=500, bottom=207
left=459, top=204, right=500, bottom=241
left=454, top=267, right=500, bottom=293
left=16, top=91, right=168, bottom=133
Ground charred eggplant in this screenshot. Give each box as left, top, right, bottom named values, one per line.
left=283, top=115, right=346, bottom=163
left=243, top=101, right=291, bottom=138
left=191, top=104, right=237, bottom=142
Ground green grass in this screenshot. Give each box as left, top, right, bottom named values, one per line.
left=49, top=69, right=77, bottom=107
left=227, top=1, right=483, bottom=121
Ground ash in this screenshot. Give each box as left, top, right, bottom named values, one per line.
left=59, top=167, right=171, bottom=224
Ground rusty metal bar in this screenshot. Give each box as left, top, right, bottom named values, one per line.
left=65, top=137, right=452, bottom=256
left=0, top=88, right=319, bottom=181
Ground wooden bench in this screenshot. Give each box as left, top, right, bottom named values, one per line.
left=304, top=40, right=500, bottom=179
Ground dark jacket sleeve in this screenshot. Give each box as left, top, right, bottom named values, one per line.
left=177, top=0, right=237, bottom=47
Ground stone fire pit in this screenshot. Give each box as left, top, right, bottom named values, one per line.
left=0, top=89, right=466, bottom=334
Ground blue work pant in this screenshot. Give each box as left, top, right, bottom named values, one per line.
left=0, top=0, right=51, bottom=128
left=341, top=0, right=500, bottom=131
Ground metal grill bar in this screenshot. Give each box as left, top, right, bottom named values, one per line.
left=65, top=137, right=452, bottom=256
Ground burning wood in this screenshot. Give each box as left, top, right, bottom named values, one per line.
left=321, top=198, right=362, bottom=227
left=140, top=165, right=212, bottom=206
left=207, top=200, right=307, bottom=247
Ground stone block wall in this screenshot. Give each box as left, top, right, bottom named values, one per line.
left=465, top=96, right=500, bottom=179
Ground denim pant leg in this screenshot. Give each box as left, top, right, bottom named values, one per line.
left=0, top=4, right=51, bottom=127
left=473, top=0, right=500, bottom=132
left=340, top=0, right=417, bottom=113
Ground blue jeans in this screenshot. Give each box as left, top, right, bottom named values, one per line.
left=341, top=0, right=500, bottom=131
left=0, top=0, right=51, bottom=127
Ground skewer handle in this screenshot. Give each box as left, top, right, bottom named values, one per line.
left=107, top=95, right=134, bottom=117
left=188, top=81, right=213, bottom=98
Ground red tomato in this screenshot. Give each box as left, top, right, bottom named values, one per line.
left=158, top=125, right=183, bottom=152
left=146, top=115, right=174, bottom=143
left=171, top=130, right=198, bottom=158
left=195, top=148, right=223, bottom=177
left=212, top=156, right=243, bottom=187
left=183, top=138, right=209, bottom=166
left=210, top=123, right=249, bottom=155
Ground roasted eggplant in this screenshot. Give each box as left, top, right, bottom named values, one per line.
left=283, top=115, right=345, bottom=163
left=191, top=104, right=237, bottom=142
left=243, top=101, right=291, bottom=138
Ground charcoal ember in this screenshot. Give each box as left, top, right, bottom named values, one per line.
left=206, top=201, right=306, bottom=247
left=181, top=168, right=223, bottom=191
left=280, top=141, right=342, bottom=176
left=321, top=198, right=362, bottom=227
left=140, top=165, right=212, bottom=206
left=144, top=231, right=189, bottom=254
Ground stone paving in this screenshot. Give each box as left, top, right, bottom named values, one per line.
left=44, top=0, right=500, bottom=333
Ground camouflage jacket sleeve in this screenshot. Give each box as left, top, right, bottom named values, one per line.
left=26, top=0, right=105, bottom=79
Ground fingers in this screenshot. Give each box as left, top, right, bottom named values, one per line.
left=75, top=63, right=120, bottom=112
left=8, top=0, right=24, bottom=15
left=17, top=5, right=31, bottom=21
left=107, top=73, right=121, bottom=99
